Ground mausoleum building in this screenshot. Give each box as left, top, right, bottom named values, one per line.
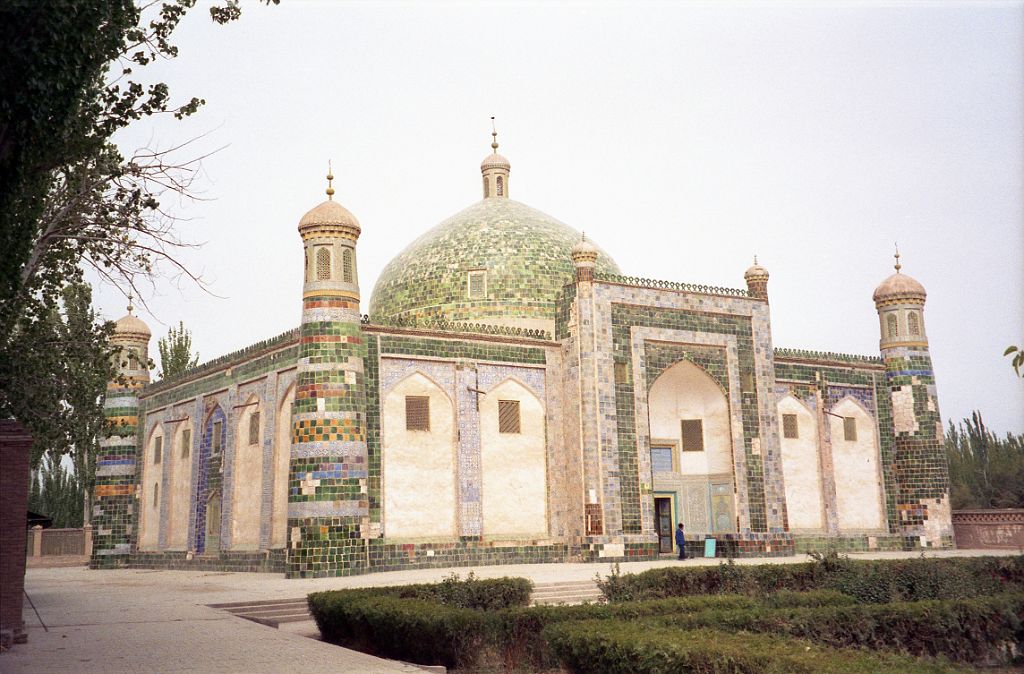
left=90, top=134, right=954, bottom=577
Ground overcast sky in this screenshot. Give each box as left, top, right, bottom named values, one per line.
left=100, top=0, right=1024, bottom=434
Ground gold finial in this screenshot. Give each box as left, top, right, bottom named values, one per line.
left=753, top=255, right=759, bottom=265
left=490, top=116, right=499, bottom=153
left=893, top=243, right=902, bottom=273
left=127, top=293, right=134, bottom=315
left=326, top=161, right=335, bottom=200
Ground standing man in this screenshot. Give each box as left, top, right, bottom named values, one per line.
left=675, top=522, right=686, bottom=560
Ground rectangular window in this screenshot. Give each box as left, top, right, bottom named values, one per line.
left=614, top=361, right=629, bottom=384
left=181, top=429, right=191, bottom=458
left=405, top=396, right=430, bottom=431
left=212, top=420, right=223, bottom=453
left=843, top=416, right=857, bottom=442
left=680, top=419, right=704, bottom=452
left=782, top=414, right=799, bottom=439
left=248, top=411, right=260, bottom=445
left=650, top=446, right=673, bottom=473
left=153, top=436, right=162, bottom=464
left=467, top=270, right=486, bottom=299
left=498, top=400, right=521, bottom=434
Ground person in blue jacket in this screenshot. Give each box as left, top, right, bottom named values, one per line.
left=675, top=522, right=686, bottom=560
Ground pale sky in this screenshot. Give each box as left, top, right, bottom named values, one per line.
left=99, top=0, right=1024, bottom=434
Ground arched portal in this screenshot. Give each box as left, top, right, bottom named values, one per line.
left=777, top=395, right=823, bottom=531
left=270, top=384, right=295, bottom=548
left=231, top=394, right=263, bottom=549
left=138, top=425, right=164, bottom=550
left=831, top=398, right=885, bottom=532
left=647, top=359, right=735, bottom=545
left=194, top=405, right=226, bottom=554
left=382, top=372, right=456, bottom=538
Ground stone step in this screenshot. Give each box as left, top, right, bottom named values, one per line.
left=208, top=597, right=308, bottom=609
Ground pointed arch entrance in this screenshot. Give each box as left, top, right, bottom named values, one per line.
left=647, top=359, right=736, bottom=548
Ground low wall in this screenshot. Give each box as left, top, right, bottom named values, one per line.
left=952, top=509, right=1024, bottom=550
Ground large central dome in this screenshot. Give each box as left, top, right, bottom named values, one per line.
left=368, top=197, right=619, bottom=333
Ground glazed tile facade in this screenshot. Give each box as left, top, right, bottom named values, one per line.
left=93, top=152, right=953, bottom=576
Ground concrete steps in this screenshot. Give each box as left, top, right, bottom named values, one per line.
left=530, top=580, right=603, bottom=605
left=207, top=579, right=606, bottom=629
left=207, top=598, right=311, bottom=627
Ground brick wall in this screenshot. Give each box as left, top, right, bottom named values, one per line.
left=1, top=420, right=32, bottom=648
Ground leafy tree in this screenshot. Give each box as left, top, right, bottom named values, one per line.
left=945, top=412, right=1024, bottom=509
left=158, top=320, right=199, bottom=379
left=27, top=454, right=85, bottom=529
left=0, top=1, right=274, bottom=469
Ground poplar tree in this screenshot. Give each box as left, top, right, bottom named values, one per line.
left=158, top=321, right=199, bottom=379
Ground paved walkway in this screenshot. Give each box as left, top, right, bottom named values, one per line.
left=3, top=548, right=1014, bottom=673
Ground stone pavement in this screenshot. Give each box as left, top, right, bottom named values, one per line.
left=2, top=548, right=1013, bottom=673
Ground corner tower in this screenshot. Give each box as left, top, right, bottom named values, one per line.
left=873, top=249, right=953, bottom=548
left=744, top=257, right=770, bottom=301
left=91, top=300, right=151, bottom=567
left=287, top=167, right=370, bottom=577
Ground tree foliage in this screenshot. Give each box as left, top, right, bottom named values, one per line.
left=28, top=454, right=86, bottom=529
left=0, top=1, right=274, bottom=470
left=158, top=320, right=199, bottom=378
left=945, top=412, right=1024, bottom=509
left=1005, top=345, right=1023, bottom=377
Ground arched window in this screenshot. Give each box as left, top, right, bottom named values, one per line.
left=342, top=248, right=354, bottom=283
left=316, top=247, right=331, bottom=280
left=496, top=176, right=504, bottom=196
left=908, top=312, right=920, bottom=336
left=483, top=176, right=490, bottom=198
left=886, top=313, right=898, bottom=338
left=153, top=482, right=159, bottom=508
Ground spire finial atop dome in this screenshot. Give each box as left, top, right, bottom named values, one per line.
left=491, top=116, right=499, bottom=153
left=326, top=161, right=335, bottom=200
left=480, top=119, right=511, bottom=197
left=893, top=243, right=902, bottom=273
left=127, top=293, right=133, bottom=315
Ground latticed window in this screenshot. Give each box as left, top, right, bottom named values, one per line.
left=650, top=446, right=673, bottom=472
left=316, top=247, right=331, bottom=280
left=249, top=411, right=260, bottom=445
left=212, top=420, right=223, bottom=453
left=468, top=270, right=486, bottom=299
left=908, top=311, right=920, bottom=336
left=496, top=176, right=504, bottom=196
left=843, top=416, right=857, bottom=441
left=342, top=248, right=354, bottom=283
left=782, top=414, right=799, bottom=439
left=405, top=396, right=430, bottom=431
left=483, top=176, right=490, bottom=197
left=680, top=419, right=704, bottom=452
left=886, top=313, right=898, bottom=338
left=498, top=400, right=521, bottom=434
left=181, top=429, right=191, bottom=458
left=153, top=436, right=163, bottom=464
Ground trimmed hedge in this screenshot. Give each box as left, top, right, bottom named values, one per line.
left=542, top=623, right=963, bottom=674
left=655, top=593, right=1024, bottom=665
left=597, top=555, right=1024, bottom=603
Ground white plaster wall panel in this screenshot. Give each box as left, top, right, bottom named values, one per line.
left=382, top=372, right=456, bottom=538
left=648, top=360, right=731, bottom=476
left=231, top=398, right=263, bottom=549
left=479, top=378, right=547, bottom=536
left=831, top=398, right=884, bottom=531
left=891, top=385, right=918, bottom=434
left=270, top=385, right=294, bottom=548
left=777, top=396, right=823, bottom=531
left=138, top=426, right=163, bottom=550
left=167, top=418, right=193, bottom=548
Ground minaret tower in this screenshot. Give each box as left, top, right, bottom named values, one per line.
left=287, top=166, right=370, bottom=577
left=744, top=256, right=770, bottom=301
left=872, top=248, right=953, bottom=548
left=91, top=298, right=151, bottom=568
left=481, top=117, right=511, bottom=198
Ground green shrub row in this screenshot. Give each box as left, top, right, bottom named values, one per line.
left=542, top=623, right=964, bottom=674
left=597, top=554, right=1024, bottom=603
left=309, top=579, right=1018, bottom=671
left=654, top=593, right=1024, bottom=665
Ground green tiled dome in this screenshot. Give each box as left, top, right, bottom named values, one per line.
left=368, top=198, right=620, bottom=331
